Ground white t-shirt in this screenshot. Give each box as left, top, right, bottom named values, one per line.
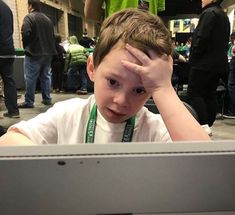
left=9, top=95, right=171, bottom=144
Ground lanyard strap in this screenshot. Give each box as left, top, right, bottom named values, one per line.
left=85, top=104, right=135, bottom=144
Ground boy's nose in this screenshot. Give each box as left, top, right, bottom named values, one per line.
left=113, top=92, right=129, bottom=107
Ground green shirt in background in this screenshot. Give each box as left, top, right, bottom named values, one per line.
left=105, top=0, right=165, bottom=17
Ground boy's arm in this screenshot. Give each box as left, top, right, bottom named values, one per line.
left=151, top=86, right=209, bottom=141
left=0, top=130, right=34, bottom=146
left=84, top=0, right=104, bottom=22
left=122, top=44, right=210, bottom=141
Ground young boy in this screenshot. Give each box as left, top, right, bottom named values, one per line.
left=0, top=9, right=210, bottom=145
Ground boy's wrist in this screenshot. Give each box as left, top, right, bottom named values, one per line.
left=152, top=85, right=175, bottom=97
left=151, top=85, right=177, bottom=106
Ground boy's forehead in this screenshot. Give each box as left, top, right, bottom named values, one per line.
left=107, top=43, right=141, bottom=65
left=97, top=45, right=143, bottom=85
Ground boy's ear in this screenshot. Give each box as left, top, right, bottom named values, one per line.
left=86, top=55, right=95, bottom=81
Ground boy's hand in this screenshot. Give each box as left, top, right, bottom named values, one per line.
left=121, top=44, right=173, bottom=94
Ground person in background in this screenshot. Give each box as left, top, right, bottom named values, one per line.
left=171, top=38, right=187, bottom=63
left=84, top=0, right=165, bottom=22
left=51, top=34, right=66, bottom=93
left=184, top=37, right=192, bottom=59
left=224, top=32, right=235, bottom=119
left=60, top=38, right=70, bottom=52
left=64, top=36, right=89, bottom=95
left=0, top=0, right=19, bottom=118
left=171, top=38, right=187, bottom=89
left=18, top=0, right=57, bottom=108
left=187, top=0, right=230, bottom=135
left=228, top=32, right=235, bottom=61
left=79, top=30, right=94, bottom=49
left=0, top=9, right=210, bottom=145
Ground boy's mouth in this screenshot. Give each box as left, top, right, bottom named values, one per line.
left=107, top=108, right=126, bottom=118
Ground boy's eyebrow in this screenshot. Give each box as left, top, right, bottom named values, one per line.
left=105, top=72, right=144, bottom=87
left=105, top=72, right=124, bottom=80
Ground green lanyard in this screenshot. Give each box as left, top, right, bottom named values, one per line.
left=85, top=104, right=136, bottom=143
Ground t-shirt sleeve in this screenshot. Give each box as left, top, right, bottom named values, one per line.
left=8, top=102, right=66, bottom=144
left=9, top=111, right=57, bottom=145
left=8, top=97, right=92, bottom=145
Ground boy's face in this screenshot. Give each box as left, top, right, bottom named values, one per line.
left=87, top=44, right=151, bottom=123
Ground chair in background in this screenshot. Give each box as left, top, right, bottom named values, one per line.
left=172, top=62, right=190, bottom=100
left=144, top=98, right=199, bottom=122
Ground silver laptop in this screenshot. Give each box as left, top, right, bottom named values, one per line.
left=0, top=141, right=235, bottom=215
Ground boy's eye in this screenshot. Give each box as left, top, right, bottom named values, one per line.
left=109, top=79, right=116, bottom=85
left=133, top=87, right=146, bottom=95
left=107, top=78, right=119, bottom=87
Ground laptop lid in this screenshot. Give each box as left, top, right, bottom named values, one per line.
left=0, top=141, right=235, bottom=215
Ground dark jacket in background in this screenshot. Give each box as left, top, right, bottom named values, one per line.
left=79, top=35, right=94, bottom=48
left=189, top=2, right=230, bottom=70
left=21, top=10, right=57, bottom=56
left=52, top=43, right=66, bottom=66
left=0, top=0, right=15, bottom=56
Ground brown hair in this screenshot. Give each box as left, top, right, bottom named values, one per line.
left=28, top=0, right=41, bottom=11
left=93, top=8, right=172, bottom=69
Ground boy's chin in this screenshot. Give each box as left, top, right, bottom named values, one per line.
left=105, top=116, right=128, bottom=124
left=103, top=113, right=130, bottom=124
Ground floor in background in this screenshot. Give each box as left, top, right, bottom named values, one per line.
left=0, top=91, right=234, bottom=140
left=0, top=91, right=89, bottom=129
left=212, top=118, right=235, bottom=140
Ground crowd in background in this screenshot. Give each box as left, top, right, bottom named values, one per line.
left=0, top=0, right=235, bottom=136
left=0, top=0, right=97, bottom=129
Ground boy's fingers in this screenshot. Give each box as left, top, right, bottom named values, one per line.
left=125, top=43, right=149, bottom=65
left=121, top=60, right=142, bottom=74
left=126, top=44, right=172, bottom=65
